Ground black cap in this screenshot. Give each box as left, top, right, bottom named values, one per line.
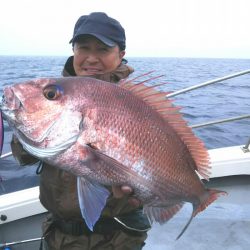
left=69, top=12, right=126, bottom=50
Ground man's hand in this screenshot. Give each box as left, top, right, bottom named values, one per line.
left=112, top=185, right=141, bottom=208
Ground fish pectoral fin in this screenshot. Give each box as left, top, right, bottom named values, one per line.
left=86, top=145, right=131, bottom=175
left=77, top=176, right=110, bottom=231
left=143, top=202, right=184, bottom=225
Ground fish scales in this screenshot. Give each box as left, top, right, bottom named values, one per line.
left=0, top=76, right=226, bottom=237
left=81, top=83, right=196, bottom=200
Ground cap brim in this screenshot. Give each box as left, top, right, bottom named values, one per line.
left=69, top=33, right=117, bottom=47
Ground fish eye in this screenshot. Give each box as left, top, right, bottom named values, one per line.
left=43, top=85, right=64, bottom=100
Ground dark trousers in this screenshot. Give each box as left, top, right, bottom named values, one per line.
left=41, top=215, right=147, bottom=250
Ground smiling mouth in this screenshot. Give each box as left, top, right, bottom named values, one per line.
left=82, top=68, right=103, bottom=74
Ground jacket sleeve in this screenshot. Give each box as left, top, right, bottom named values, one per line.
left=11, top=135, right=39, bottom=166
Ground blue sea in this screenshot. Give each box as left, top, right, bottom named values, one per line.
left=0, top=56, right=249, bottom=194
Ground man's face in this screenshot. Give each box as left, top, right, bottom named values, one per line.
left=73, top=36, right=125, bottom=76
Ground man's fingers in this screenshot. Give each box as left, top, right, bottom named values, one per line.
left=120, top=185, right=133, bottom=194
left=112, top=185, right=141, bottom=208
left=112, top=185, right=133, bottom=198
left=112, top=186, right=124, bottom=198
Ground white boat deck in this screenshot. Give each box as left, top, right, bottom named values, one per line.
left=145, top=175, right=250, bottom=250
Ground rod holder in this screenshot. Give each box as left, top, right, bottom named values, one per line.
left=242, top=138, right=250, bottom=153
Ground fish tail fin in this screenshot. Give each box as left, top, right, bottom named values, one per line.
left=176, top=189, right=227, bottom=240
left=194, top=189, right=227, bottom=217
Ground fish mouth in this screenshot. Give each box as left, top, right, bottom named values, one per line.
left=0, top=94, right=28, bottom=144
left=0, top=87, right=24, bottom=125
left=0, top=86, right=56, bottom=144
left=1, top=88, right=81, bottom=159
left=1, top=87, right=23, bottom=112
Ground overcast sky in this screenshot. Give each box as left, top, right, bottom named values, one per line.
left=0, top=0, right=250, bottom=58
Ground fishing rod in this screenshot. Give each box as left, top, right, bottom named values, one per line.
left=0, top=69, right=250, bottom=160
left=243, top=138, right=250, bottom=153
left=0, top=237, right=44, bottom=248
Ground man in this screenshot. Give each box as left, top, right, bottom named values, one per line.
left=11, top=12, right=150, bottom=250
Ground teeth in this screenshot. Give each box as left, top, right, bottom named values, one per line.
left=84, top=68, right=101, bottom=73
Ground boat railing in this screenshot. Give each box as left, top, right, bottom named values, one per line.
left=166, top=69, right=250, bottom=98
left=1, top=69, right=250, bottom=160
left=242, top=138, right=250, bottom=153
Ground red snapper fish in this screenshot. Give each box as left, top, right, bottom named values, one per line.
left=0, top=76, right=226, bottom=238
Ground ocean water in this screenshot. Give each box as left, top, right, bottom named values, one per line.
left=0, top=56, right=249, bottom=194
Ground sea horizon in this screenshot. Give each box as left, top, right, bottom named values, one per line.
left=0, top=54, right=250, bottom=60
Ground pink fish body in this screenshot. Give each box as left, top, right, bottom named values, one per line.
left=0, top=76, right=226, bottom=237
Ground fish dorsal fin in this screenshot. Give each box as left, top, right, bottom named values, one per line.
left=119, top=77, right=210, bottom=180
